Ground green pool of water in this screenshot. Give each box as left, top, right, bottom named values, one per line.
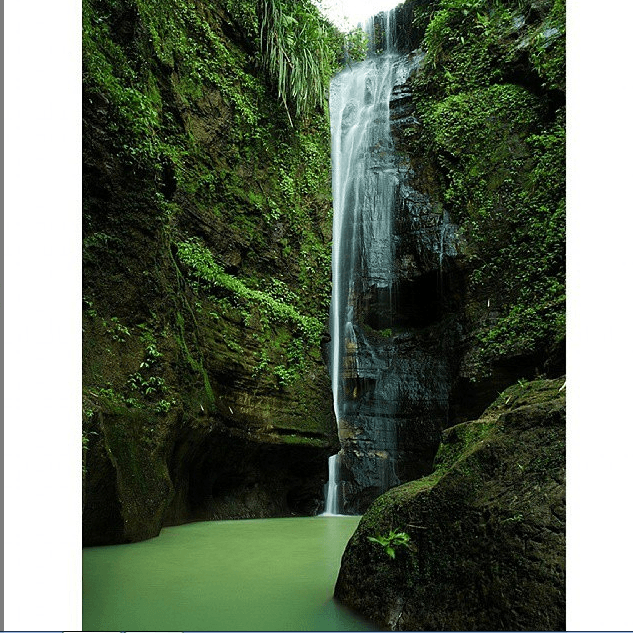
left=83, top=515, right=374, bottom=631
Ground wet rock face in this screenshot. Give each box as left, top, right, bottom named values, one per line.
left=330, top=40, right=467, bottom=514
left=335, top=378, right=566, bottom=632
left=374, top=4, right=424, bottom=56
left=336, top=324, right=460, bottom=514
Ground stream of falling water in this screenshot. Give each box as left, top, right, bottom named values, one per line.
left=324, top=10, right=420, bottom=515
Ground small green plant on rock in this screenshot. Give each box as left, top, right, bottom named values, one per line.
left=367, top=529, right=411, bottom=559
left=104, top=316, right=131, bottom=342
left=155, top=398, right=176, bottom=414
left=140, top=343, right=162, bottom=368
left=127, top=372, right=167, bottom=396
left=501, top=513, right=524, bottom=524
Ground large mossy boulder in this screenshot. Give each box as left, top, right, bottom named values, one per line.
left=335, top=377, right=565, bottom=631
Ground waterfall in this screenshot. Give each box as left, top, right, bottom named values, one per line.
left=322, top=454, right=341, bottom=516
left=324, top=10, right=422, bottom=515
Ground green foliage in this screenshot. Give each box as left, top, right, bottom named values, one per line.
left=91, top=386, right=142, bottom=409
left=418, top=0, right=566, bottom=97
left=257, top=0, right=340, bottom=125
left=422, top=0, right=502, bottom=91
left=409, top=0, right=565, bottom=371
left=224, top=0, right=258, bottom=40
left=342, top=27, right=369, bottom=64
left=127, top=372, right=167, bottom=396
left=82, top=0, right=269, bottom=191
left=103, top=317, right=131, bottom=342
left=176, top=238, right=324, bottom=390
left=367, top=529, right=411, bottom=559
left=83, top=0, right=335, bottom=415
left=154, top=398, right=176, bottom=413
left=177, top=238, right=322, bottom=346
left=428, top=84, right=542, bottom=160
left=252, top=350, right=271, bottom=379
left=527, top=0, right=566, bottom=91
left=83, top=0, right=334, bottom=317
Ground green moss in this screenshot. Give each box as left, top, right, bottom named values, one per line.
left=487, top=376, right=566, bottom=411
left=434, top=418, right=497, bottom=471
left=176, top=239, right=323, bottom=347
left=407, top=0, right=566, bottom=373
left=274, top=433, right=330, bottom=448
left=358, top=377, right=565, bottom=545
left=174, top=310, right=216, bottom=411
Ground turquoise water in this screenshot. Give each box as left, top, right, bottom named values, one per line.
left=83, top=515, right=374, bottom=631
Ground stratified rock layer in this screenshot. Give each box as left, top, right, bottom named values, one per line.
left=335, top=378, right=565, bottom=631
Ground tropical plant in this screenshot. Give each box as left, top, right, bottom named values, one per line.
left=367, top=529, right=411, bottom=559
left=257, top=0, right=338, bottom=125
left=343, top=27, right=368, bottom=64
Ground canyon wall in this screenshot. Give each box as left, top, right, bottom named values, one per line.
left=82, top=0, right=340, bottom=544
left=334, top=0, right=565, bottom=628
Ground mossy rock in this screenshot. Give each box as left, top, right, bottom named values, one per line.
left=82, top=0, right=341, bottom=544
left=336, top=377, right=566, bottom=631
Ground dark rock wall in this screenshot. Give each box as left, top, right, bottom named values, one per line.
left=82, top=0, right=339, bottom=545
left=328, top=0, right=564, bottom=513
left=333, top=44, right=468, bottom=513
left=328, top=34, right=463, bottom=513
left=390, top=0, right=565, bottom=422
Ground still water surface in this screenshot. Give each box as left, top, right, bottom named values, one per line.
left=83, top=515, right=374, bottom=631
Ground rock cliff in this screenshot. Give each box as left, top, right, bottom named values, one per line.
left=332, top=0, right=565, bottom=513
left=82, top=0, right=340, bottom=544
left=333, top=0, right=566, bottom=627
left=392, top=0, right=566, bottom=421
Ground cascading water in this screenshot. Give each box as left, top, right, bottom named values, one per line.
left=322, top=454, right=340, bottom=516
left=324, top=10, right=428, bottom=515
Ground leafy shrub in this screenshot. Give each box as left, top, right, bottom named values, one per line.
left=257, top=0, right=340, bottom=125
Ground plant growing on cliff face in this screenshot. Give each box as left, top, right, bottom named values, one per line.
left=140, top=343, right=162, bottom=368
left=343, top=27, right=368, bottom=64
left=367, top=529, right=411, bottom=559
left=257, top=0, right=338, bottom=125
left=104, top=316, right=131, bottom=342
left=176, top=239, right=322, bottom=346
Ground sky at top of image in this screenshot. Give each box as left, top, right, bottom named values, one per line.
left=313, top=0, right=403, bottom=30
